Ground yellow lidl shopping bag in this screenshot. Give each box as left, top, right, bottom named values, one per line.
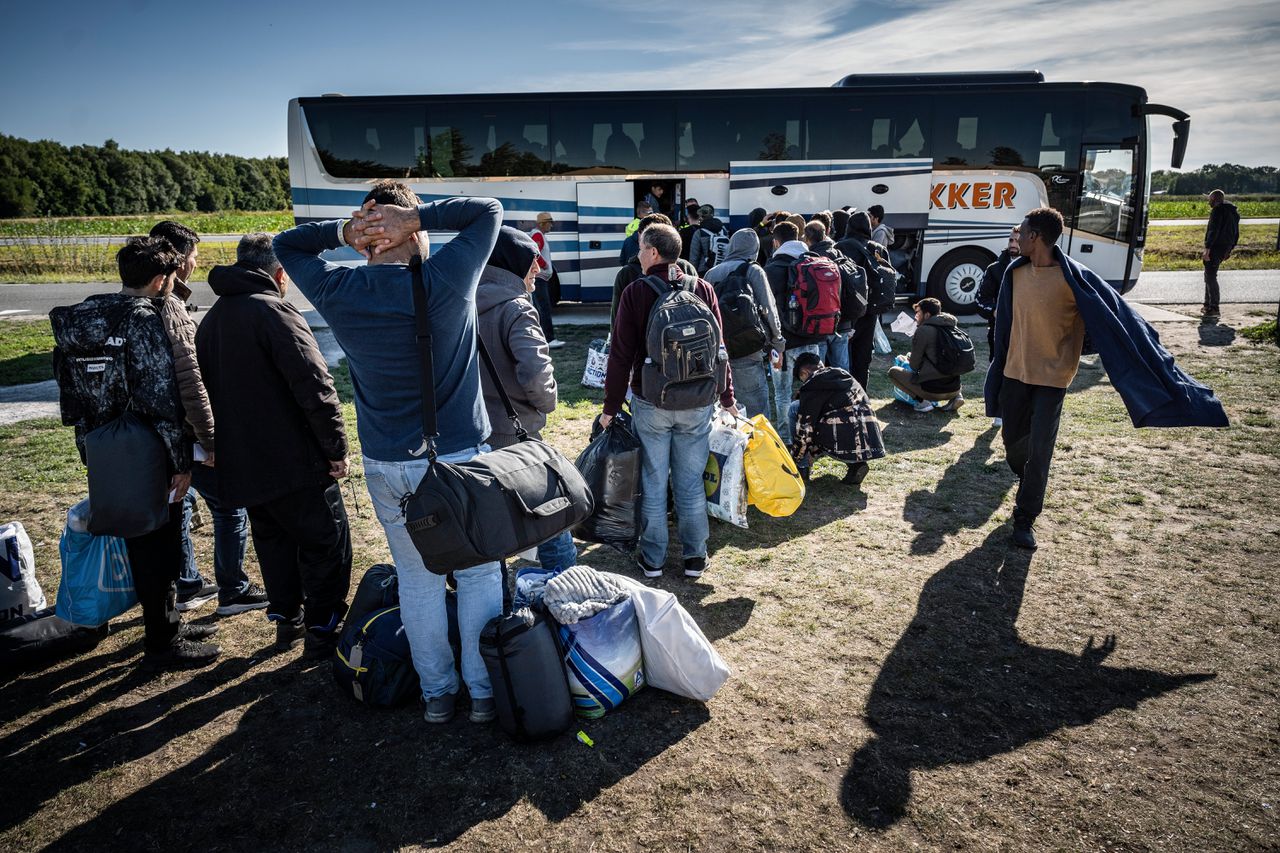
left=741, top=415, right=805, bottom=517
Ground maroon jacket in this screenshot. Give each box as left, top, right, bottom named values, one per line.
left=604, top=262, right=735, bottom=415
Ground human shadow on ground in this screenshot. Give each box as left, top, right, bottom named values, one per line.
left=36, top=645, right=708, bottom=850
left=874, top=400, right=955, bottom=453
left=840, top=528, right=1215, bottom=829
left=903, top=426, right=1012, bottom=555
left=1198, top=319, right=1236, bottom=347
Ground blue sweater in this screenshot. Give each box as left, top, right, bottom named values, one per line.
left=985, top=247, right=1229, bottom=428
left=274, top=197, right=503, bottom=461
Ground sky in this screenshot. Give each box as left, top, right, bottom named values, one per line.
left=1, top=0, right=1276, bottom=171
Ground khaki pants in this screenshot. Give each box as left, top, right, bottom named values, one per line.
left=888, top=366, right=961, bottom=402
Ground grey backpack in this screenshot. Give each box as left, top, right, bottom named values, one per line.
left=639, top=274, right=726, bottom=410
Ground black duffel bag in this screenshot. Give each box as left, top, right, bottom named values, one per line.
left=84, top=410, right=170, bottom=538
left=401, top=257, right=594, bottom=575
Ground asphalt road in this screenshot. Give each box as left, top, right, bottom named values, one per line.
left=1, top=269, right=1276, bottom=320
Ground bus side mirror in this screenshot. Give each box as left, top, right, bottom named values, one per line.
left=1170, top=119, right=1190, bottom=169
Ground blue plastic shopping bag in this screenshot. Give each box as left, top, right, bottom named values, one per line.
left=892, top=354, right=922, bottom=406
left=55, top=500, right=137, bottom=627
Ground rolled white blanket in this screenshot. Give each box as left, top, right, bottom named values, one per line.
left=543, top=565, right=627, bottom=625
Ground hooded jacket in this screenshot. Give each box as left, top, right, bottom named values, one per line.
left=690, top=216, right=728, bottom=274
left=985, top=247, right=1230, bottom=428
left=51, top=293, right=189, bottom=474
left=871, top=221, right=895, bottom=249
left=704, top=228, right=785, bottom=355
left=477, top=264, right=558, bottom=443
left=155, top=281, right=216, bottom=452
left=792, top=366, right=886, bottom=465
left=765, top=239, right=825, bottom=347
left=975, top=250, right=1016, bottom=322
left=1204, top=202, right=1240, bottom=258
left=196, top=263, right=347, bottom=507
left=910, top=312, right=962, bottom=383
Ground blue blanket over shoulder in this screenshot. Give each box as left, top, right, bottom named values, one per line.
left=984, top=248, right=1229, bottom=428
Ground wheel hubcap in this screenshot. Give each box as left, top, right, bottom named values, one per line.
left=945, top=263, right=985, bottom=306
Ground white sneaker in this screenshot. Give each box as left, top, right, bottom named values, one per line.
left=913, top=400, right=934, bottom=413
left=547, top=339, right=566, bottom=349
left=992, top=417, right=1003, bottom=428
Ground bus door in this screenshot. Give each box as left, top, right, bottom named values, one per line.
left=576, top=181, right=634, bottom=302
left=1068, top=146, right=1137, bottom=287
left=728, top=159, right=932, bottom=230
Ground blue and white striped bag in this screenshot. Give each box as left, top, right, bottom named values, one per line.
left=555, top=596, right=645, bottom=718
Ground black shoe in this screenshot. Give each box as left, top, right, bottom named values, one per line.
left=798, top=465, right=811, bottom=484
left=271, top=614, right=305, bottom=650
left=843, top=462, right=869, bottom=486
left=303, top=629, right=339, bottom=661
left=1011, top=521, right=1038, bottom=550
left=144, top=638, right=221, bottom=668
left=178, top=622, right=220, bottom=641
left=683, top=557, right=706, bottom=579
left=176, top=581, right=218, bottom=612
left=637, top=557, right=663, bottom=579
left=216, top=583, right=270, bottom=616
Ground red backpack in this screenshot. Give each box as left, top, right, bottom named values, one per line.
left=784, top=253, right=842, bottom=337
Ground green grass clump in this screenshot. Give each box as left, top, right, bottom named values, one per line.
left=1240, top=318, right=1278, bottom=343
left=0, top=319, right=55, bottom=386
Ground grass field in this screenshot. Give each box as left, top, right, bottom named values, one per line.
left=0, top=310, right=1277, bottom=850
left=0, top=242, right=240, bottom=283
left=1150, top=196, right=1279, bottom=219
left=1143, top=223, right=1280, bottom=271
left=0, top=319, right=55, bottom=385
left=0, top=211, right=293, bottom=238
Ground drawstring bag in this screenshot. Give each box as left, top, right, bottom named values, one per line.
left=741, top=415, right=805, bottom=517
left=400, top=257, right=594, bottom=574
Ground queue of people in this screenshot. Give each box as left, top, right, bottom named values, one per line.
left=48, top=191, right=1227, bottom=720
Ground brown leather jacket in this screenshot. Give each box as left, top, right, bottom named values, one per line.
left=155, top=280, right=216, bottom=452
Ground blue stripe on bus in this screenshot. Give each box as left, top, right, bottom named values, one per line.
left=577, top=206, right=634, bottom=218
left=730, top=167, right=931, bottom=191
left=292, top=187, right=580, bottom=213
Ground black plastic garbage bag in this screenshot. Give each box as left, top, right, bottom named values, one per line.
left=572, top=411, right=642, bottom=549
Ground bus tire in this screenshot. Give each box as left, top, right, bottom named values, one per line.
left=928, top=247, right=994, bottom=316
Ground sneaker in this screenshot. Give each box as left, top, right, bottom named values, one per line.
left=943, top=394, right=965, bottom=412
left=1011, top=520, right=1038, bottom=551
left=547, top=339, right=566, bottom=349
left=683, top=557, right=706, bottom=579
left=424, top=692, right=458, bottom=724
left=302, top=629, right=339, bottom=661
left=637, top=557, right=663, bottom=579
left=144, top=638, right=221, bottom=668
left=216, top=583, right=270, bottom=616
left=178, top=622, right=220, bottom=641
left=274, top=620, right=305, bottom=650
left=992, top=417, right=1003, bottom=428
left=913, top=400, right=935, bottom=413
left=843, top=461, right=870, bottom=486
left=176, top=582, right=218, bottom=612
left=470, top=697, right=497, bottom=723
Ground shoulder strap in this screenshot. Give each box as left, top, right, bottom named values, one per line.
left=409, top=258, right=526, bottom=460
left=642, top=274, right=670, bottom=298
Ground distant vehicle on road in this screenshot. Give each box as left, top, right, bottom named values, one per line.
left=286, top=72, right=1190, bottom=314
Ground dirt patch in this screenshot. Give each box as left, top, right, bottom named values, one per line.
left=1, top=309, right=1277, bottom=851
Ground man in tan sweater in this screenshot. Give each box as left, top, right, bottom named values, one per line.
left=999, top=208, right=1085, bottom=550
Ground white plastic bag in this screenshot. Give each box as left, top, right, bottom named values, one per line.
left=890, top=310, right=917, bottom=337
left=581, top=336, right=609, bottom=388
left=872, top=320, right=892, bottom=355
left=705, top=411, right=748, bottom=528
left=605, top=573, right=730, bottom=702
left=1, top=521, right=47, bottom=624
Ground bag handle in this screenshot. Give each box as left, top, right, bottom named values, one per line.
left=409, top=257, right=527, bottom=460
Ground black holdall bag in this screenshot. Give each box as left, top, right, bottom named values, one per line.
left=401, top=257, right=594, bottom=575
left=84, top=410, right=170, bottom=538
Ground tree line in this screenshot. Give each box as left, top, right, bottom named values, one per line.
left=1151, top=163, right=1279, bottom=196
left=0, top=134, right=290, bottom=218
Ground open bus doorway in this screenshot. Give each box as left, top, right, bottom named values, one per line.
left=632, top=178, right=688, bottom=225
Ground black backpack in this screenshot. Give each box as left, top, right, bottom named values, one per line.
left=832, top=252, right=868, bottom=325
left=930, top=324, right=976, bottom=376
left=849, top=241, right=898, bottom=311
left=640, top=273, right=726, bottom=410
left=713, top=261, right=769, bottom=359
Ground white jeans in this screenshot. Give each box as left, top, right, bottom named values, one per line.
left=363, top=448, right=502, bottom=700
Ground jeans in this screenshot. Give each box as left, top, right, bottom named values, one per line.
left=364, top=448, right=502, bottom=701
left=825, top=330, right=850, bottom=371
left=123, top=503, right=182, bottom=652
left=773, top=343, right=822, bottom=443
left=179, top=465, right=250, bottom=598
left=531, top=278, right=556, bottom=342
left=787, top=399, right=799, bottom=449
left=729, top=354, right=769, bottom=419
left=246, top=481, right=352, bottom=631
left=632, top=398, right=713, bottom=569
left=536, top=529, right=577, bottom=573
left=999, top=377, right=1067, bottom=525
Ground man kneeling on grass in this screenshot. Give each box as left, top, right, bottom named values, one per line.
left=887, top=297, right=966, bottom=413
left=788, top=352, right=886, bottom=487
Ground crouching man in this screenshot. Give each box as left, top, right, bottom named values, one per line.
left=887, top=298, right=966, bottom=413
left=788, top=352, right=886, bottom=487
left=196, top=234, right=352, bottom=658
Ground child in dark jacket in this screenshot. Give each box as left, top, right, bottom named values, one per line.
left=788, top=352, right=886, bottom=487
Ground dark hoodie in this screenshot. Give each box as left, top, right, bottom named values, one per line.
left=792, top=366, right=886, bottom=465
left=195, top=263, right=346, bottom=507
left=1205, top=202, right=1240, bottom=258
left=51, top=293, right=189, bottom=474
left=836, top=210, right=893, bottom=285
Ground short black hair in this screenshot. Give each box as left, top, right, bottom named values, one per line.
left=637, top=213, right=673, bottom=236
left=236, top=232, right=280, bottom=274
left=792, top=351, right=823, bottom=382
left=1023, top=207, right=1064, bottom=247
left=149, top=220, right=199, bottom=257
left=772, top=221, right=799, bottom=244
left=118, top=236, right=183, bottom=289
left=363, top=180, right=420, bottom=207
left=913, top=297, right=943, bottom=317
left=867, top=204, right=885, bottom=221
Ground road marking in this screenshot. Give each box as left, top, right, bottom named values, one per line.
left=0, top=309, right=30, bottom=316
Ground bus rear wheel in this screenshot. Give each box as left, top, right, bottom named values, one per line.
left=928, top=248, right=994, bottom=316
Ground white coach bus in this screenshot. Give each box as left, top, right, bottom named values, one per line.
left=286, top=71, right=1189, bottom=314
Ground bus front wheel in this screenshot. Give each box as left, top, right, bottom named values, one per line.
left=928, top=248, right=994, bottom=316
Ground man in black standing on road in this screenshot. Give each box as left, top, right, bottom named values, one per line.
left=1201, top=189, right=1239, bottom=317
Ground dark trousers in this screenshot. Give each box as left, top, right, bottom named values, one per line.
left=999, top=377, right=1066, bottom=525
left=846, top=311, right=879, bottom=395
left=1202, top=257, right=1221, bottom=311
left=531, top=277, right=556, bottom=342
left=246, top=482, right=352, bottom=631
left=123, top=503, right=183, bottom=652
left=986, top=321, right=996, bottom=358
